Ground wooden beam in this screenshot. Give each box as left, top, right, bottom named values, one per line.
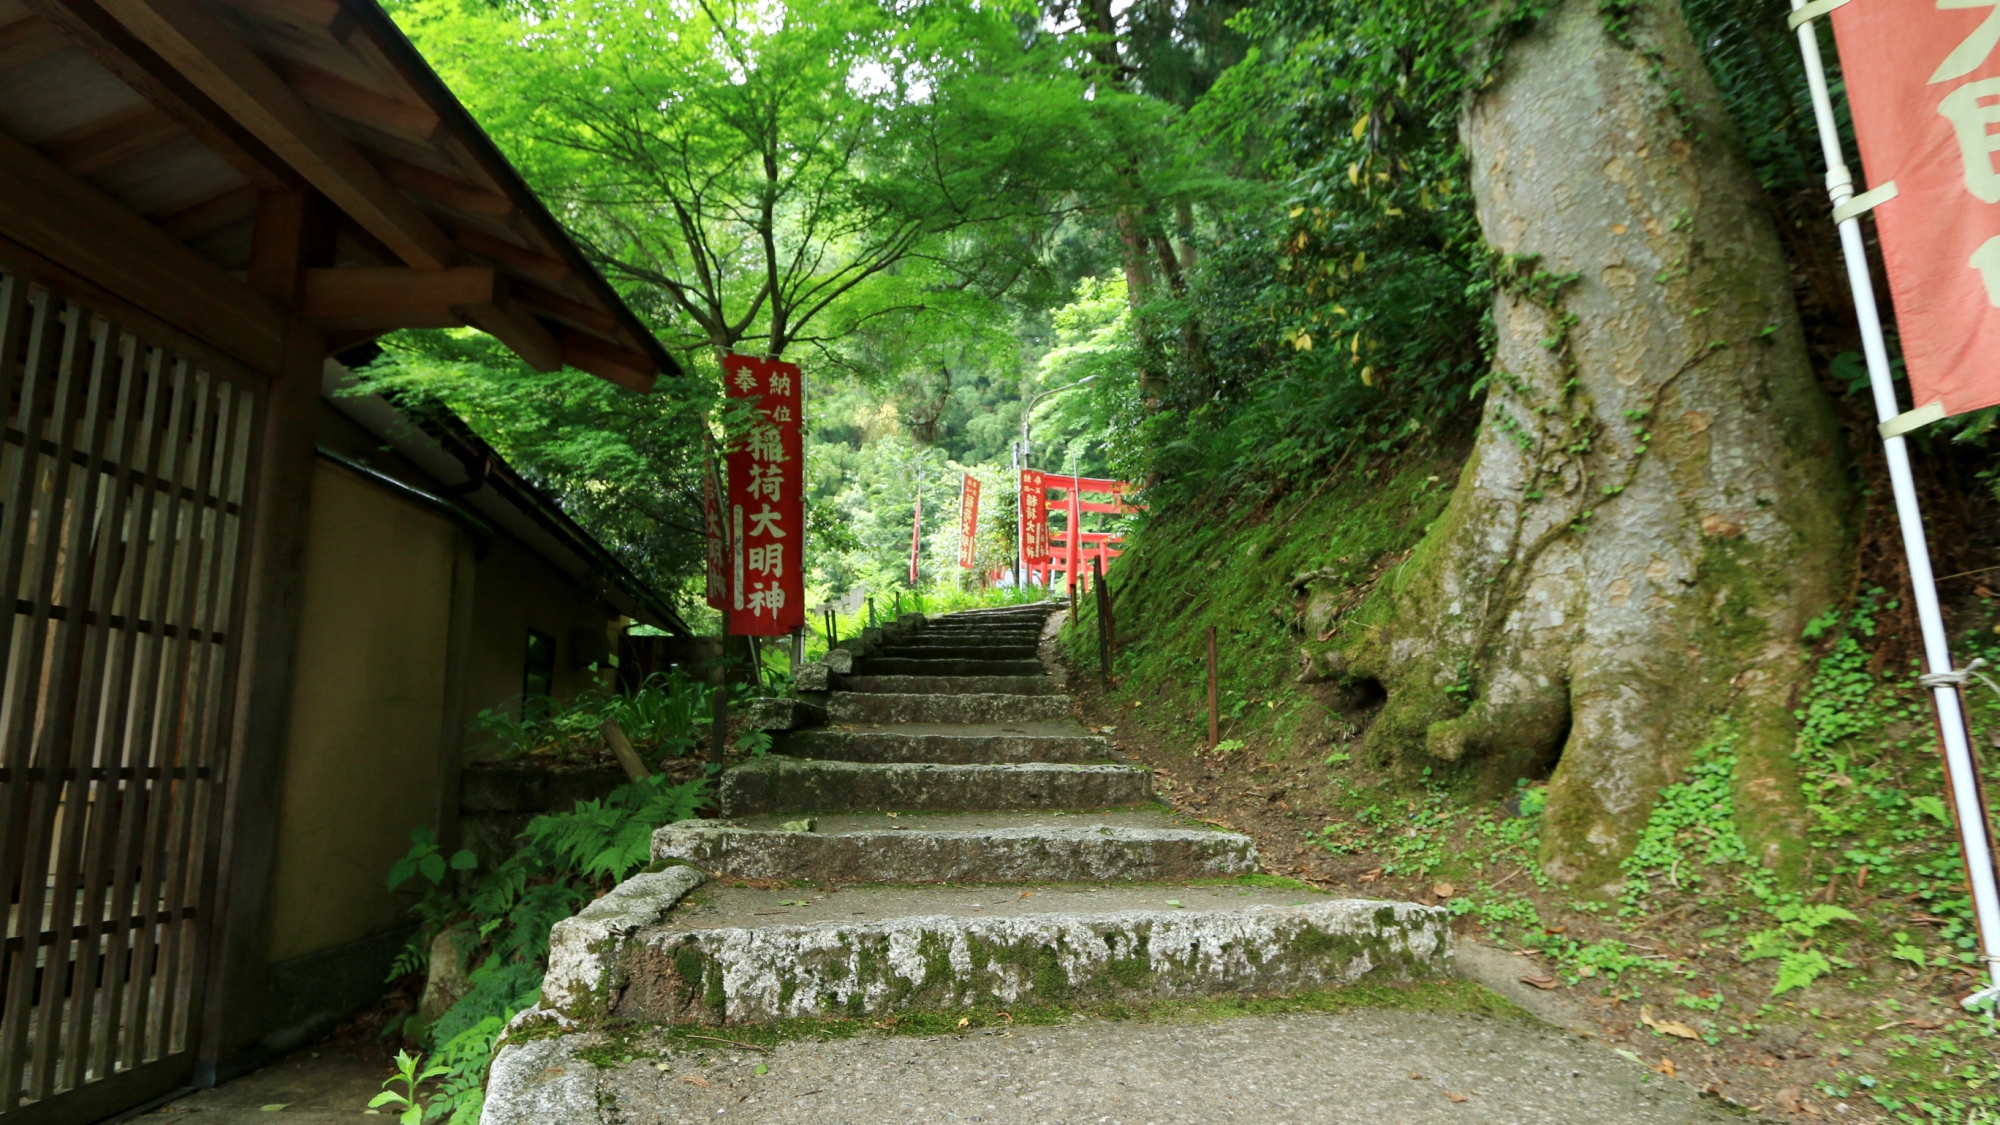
left=515, top=280, right=618, bottom=334
left=26, top=0, right=289, bottom=189
left=285, top=61, right=440, bottom=145
left=0, top=127, right=284, bottom=371
left=90, top=0, right=456, bottom=269
left=452, top=225, right=570, bottom=286
left=560, top=331, right=655, bottom=392
left=298, top=265, right=493, bottom=329
left=247, top=188, right=332, bottom=303
left=155, top=182, right=256, bottom=239
left=0, top=13, right=68, bottom=70
left=461, top=287, right=560, bottom=372
left=41, top=103, right=184, bottom=174
left=381, top=157, right=511, bottom=217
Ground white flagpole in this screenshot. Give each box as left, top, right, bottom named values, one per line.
left=1788, top=0, right=2000, bottom=1008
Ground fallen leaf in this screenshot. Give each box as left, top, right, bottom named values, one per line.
left=1543, top=925, right=1569, bottom=935
left=1432, top=882, right=1455, bottom=900
left=872, top=1016, right=899, bottom=1030
left=1357, top=867, right=1385, bottom=884
left=259, top=1106, right=288, bottom=1112
left=1019, top=891, right=1036, bottom=899
left=957, top=1017, right=970, bottom=1029
left=1519, top=975, right=1559, bottom=991
left=1408, top=1072, right=1424, bottom=1081
left=1446, top=1092, right=1468, bottom=1103
left=681, top=1075, right=712, bottom=1088
left=1639, top=1006, right=1701, bottom=1040
left=1655, top=1057, right=1677, bottom=1078
left=1774, top=1086, right=1803, bottom=1113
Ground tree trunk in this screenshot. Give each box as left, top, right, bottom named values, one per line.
left=1335, top=0, right=1847, bottom=888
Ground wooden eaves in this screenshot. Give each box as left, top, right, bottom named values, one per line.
left=0, top=0, right=680, bottom=388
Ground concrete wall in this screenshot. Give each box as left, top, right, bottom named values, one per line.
left=459, top=531, right=621, bottom=759
left=266, top=460, right=459, bottom=964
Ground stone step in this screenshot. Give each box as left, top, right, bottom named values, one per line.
left=910, top=631, right=1045, bottom=643
left=826, top=690, right=1069, bottom=724
left=855, top=657, right=1046, bottom=677
left=653, top=810, right=1257, bottom=883
left=878, top=641, right=1042, bottom=658
left=778, top=726, right=1112, bottom=764
left=537, top=878, right=1451, bottom=1025
left=836, top=674, right=1059, bottom=696
left=716, top=757, right=1153, bottom=815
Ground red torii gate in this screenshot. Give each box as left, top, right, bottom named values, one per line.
left=1018, top=470, right=1142, bottom=596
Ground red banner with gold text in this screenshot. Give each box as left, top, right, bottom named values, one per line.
left=1830, top=0, right=2000, bottom=414
left=958, top=474, right=981, bottom=568
left=721, top=355, right=804, bottom=635
left=1019, top=469, right=1049, bottom=566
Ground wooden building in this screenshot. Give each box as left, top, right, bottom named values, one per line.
left=0, top=0, right=684, bottom=1117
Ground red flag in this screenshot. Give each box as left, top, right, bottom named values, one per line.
left=1830, top=0, right=2000, bottom=414
left=721, top=355, right=804, bottom=636
left=958, top=474, right=981, bottom=568
left=1019, top=469, right=1049, bottom=565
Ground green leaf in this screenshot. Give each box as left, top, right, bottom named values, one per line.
left=387, top=858, right=417, bottom=892
left=1772, top=949, right=1832, bottom=995
left=369, top=1093, right=407, bottom=1109
left=1910, top=795, right=1951, bottom=824
left=420, top=853, right=447, bottom=885
left=449, top=850, right=479, bottom=871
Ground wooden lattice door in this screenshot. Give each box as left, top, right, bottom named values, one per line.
left=0, top=271, right=263, bottom=1123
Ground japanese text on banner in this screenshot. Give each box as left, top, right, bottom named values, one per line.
left=1019, top=469, right=1049, bottom=564
left=721, top=354, right=804, bottom=635
left=1830, top=0, right=2000, bottom=413
left=959, top=474, right=981, bottom=568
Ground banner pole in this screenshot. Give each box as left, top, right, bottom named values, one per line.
left=1789, top=0, right=2000, bottom=1008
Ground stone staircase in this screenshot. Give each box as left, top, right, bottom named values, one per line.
left=485, top=604, right=1450, bottom=1119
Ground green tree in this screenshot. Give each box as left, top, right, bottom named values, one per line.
left=394, top=0, right=1115, bottom=363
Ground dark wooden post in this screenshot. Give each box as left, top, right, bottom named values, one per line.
left=708, top=630, right=728, bottom=769
left=1206, top=625, right=1219, bottom=748
left=1093, top=556, right=1111, bottom=688
left=868, top=596, right=876, bottom=628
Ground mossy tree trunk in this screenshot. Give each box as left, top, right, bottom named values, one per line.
left=1337, top=0, right=1847, bottom=888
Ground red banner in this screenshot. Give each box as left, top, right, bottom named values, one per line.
left=958, top=474, right=981, bottom=568
left=1831, top=0, right=2000, bottom=414
left=1019, top=469, right=1049, bottom=565
left=721, top=354, right=804, bottom=635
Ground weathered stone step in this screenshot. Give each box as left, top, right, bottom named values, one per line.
left=778, top=726, right=1112, bottom=764
left=826, top=690, right=1069, bottom=724
left=855, top=657, right=1046, bottom=677
left=537, top=878, right=1450, bottom=1025
left=653, top=810, right=1257, bottom=883
left=716, top=757, right=1153, bottom=815
left=836, top=674, right=1058, bottom=696
left=877, top=642, right=1042, bottom=659
left=907, top=631, right=1045, bottom=644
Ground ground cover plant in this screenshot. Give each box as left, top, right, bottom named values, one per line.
left=1064, top=463, right=2000, bottom=1122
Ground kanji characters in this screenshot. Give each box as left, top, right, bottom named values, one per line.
left=748, top=503, right=786, bottom=538
left=749, top=541, right=784, bottom=577
left=747, top=580, right=785, bottom=618
left=747, top=426, right=787, bottom=463
left=733, top=368, right=761, bottom=392
left=1941, top=79, right=2000, bottom=202
left=768, top=372, right=792, bottom=396
left=748, top=461, right=784, bottom=501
